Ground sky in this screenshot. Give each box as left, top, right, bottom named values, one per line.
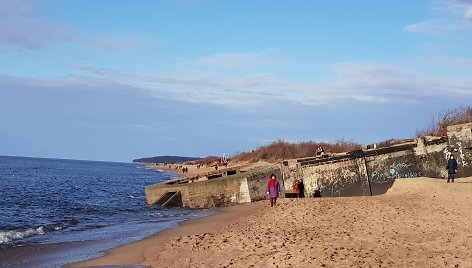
left=1, top=0, right=472, bottom=162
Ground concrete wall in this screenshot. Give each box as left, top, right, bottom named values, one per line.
left=246, top=167, right=283, bottom=202
left=283, top=122, right=472, bottom=198
left=447, top=123, right=472, bottom=177
left=299, top=153, right=370, bottom=197
left=145, top=166, right=281, bottom=208
left=286, top=143, right=429, bottom=198
left=365, top=144, right=419, bottom=195
left=145, top=122, right=472, bottom=208
left=414, top=136, right=449, bottom=179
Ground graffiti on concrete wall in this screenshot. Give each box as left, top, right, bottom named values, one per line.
left=456, top=142, right=469, bottom=167
left=444, top=148, right=452, bottom=160
left=445, top=142, right=469, bottom=167
left=371, top=162, right=419, bottom=183
left=309, top=175, right=320, bottom=193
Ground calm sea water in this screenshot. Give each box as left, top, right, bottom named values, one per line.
left=0, top=155, right=208, bottom=267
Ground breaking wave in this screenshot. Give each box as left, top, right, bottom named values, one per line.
left=0, top=226, right=45, bottom=244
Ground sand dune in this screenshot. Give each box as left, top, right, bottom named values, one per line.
left=73, top=177, right=472, bottom=267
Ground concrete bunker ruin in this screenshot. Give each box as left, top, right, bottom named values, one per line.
left=145, top=122, right=472, bottom=208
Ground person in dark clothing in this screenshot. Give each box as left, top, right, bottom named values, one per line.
left=446, top=154, right=458, bottom=183
left=297, top=180, right=305, bottom=198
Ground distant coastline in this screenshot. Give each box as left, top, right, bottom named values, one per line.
left=132, top=155, right=200, bottom=164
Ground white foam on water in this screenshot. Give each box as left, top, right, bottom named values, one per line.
left=0, top=226, right=45, bottom=244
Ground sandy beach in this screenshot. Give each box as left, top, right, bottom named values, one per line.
left=70, top=202, right=265, bottom=267
left=72, top=177, right=472, bottom=267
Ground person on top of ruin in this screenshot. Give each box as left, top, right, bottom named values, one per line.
left=446, top=154, right=458, bottom=183
left=267, top=174, right=280, bottom=207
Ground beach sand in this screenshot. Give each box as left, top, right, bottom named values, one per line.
left=72, top=177, right=472, bottom=267
left=70, top=202, right=265, bottom=267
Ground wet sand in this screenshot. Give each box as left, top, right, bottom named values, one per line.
left=70, top=202, right=265, bottom=267
left=72, top=177, right=472, bottom=267
left=0, top=240, right=115, bottom=268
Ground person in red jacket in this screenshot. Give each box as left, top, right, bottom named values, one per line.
left=267, top=174, right=280, bottom=207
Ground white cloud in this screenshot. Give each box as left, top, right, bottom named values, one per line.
left=452, top=0, right=472, bottom=4
left=403, top=19, right=469, bottom=34
left=406, top=56, right=472, bottom=70
left=190, top=51, right=277, bottom=68
left=331, top=63, right=472, bottom=98
left=70, top=63, right=472, bottom=106
left=466, top=6, right=472, bottom=19
left=81, top=35, right=153, bottom=51
left=0, top=0, right=71, bottom=49
left=404, top=0, right=472, bottom=35
left=0, top=0, right=153, bottom=51
left=3, top=62, right=471, bottom=109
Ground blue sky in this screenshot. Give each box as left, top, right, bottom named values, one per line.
left=1, top=0, right=471, bottom=162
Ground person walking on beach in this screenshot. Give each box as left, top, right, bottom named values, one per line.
left=446, top=154, right=458, bottom=183
left=267, top=174, right=280, bottom=207
left=297, top=180, right=305, bottom=198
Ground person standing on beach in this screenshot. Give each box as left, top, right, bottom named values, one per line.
left=267, top=174, right=280, bottom=207
left=446, top=154, right=458, bottom=183
left=297, top=180, right=305, bottom=198
left=292, top=180, right=299, bottom=196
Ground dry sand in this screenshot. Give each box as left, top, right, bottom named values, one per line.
left=72, top=177, right=472, bottom=267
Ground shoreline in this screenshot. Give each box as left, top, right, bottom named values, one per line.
left=69, top=201, right=265, bottom=267
left=73, top=177, right=472, bottom=267
left=0, top=214, right=208, bottom=268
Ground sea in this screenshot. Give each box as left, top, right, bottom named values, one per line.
left=0, top=155, right=211, bottom=268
